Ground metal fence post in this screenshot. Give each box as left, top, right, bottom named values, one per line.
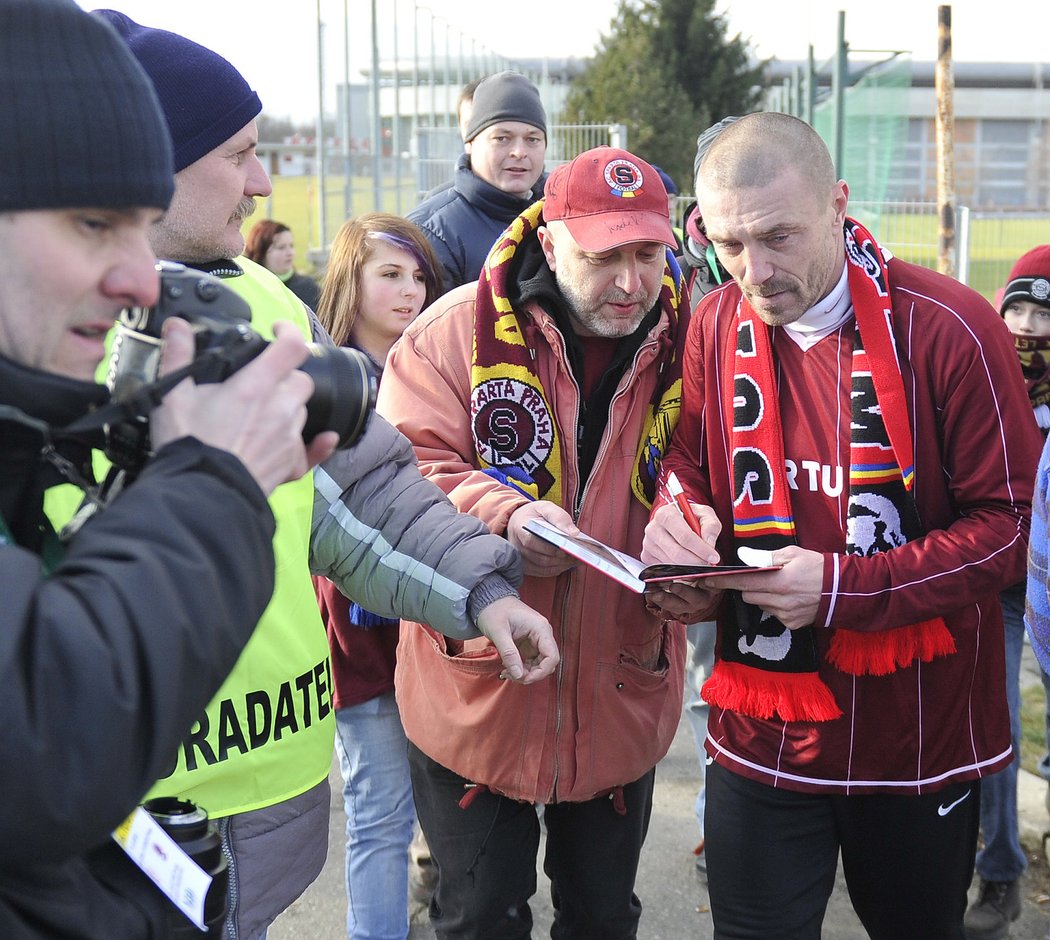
left=955, top=205, right=971, bottom=285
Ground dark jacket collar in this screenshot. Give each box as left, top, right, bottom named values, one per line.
left=452, top=152, right=538, bottom=223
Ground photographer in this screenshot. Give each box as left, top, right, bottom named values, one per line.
left=91, top=10, right=559, bottom=938
left=0, top=1, right=337, bottom=935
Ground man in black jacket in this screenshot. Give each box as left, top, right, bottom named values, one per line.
left=0, top=1, right=336, bottom=935
left=409, top=71, right=548, bottom=293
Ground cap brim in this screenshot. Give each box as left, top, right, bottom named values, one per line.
left=560, top=210, right=677, bottom=253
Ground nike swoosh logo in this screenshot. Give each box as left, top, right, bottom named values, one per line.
left=937, top=791, right=971, bottom=816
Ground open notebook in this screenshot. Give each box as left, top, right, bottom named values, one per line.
left=524, top=519, right=780, bottom=594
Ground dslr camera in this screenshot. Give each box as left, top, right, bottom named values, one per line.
left=105, top=262, right=376, bottom=472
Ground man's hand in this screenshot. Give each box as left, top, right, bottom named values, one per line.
left=701, top=545, right=824, bottom=630
left=506, top=501, right=581, bottom=577
left=151, top=319, right=339, bottom=494
left=644, top=580, right=724, bottom=624
left=476, top=596, right=560, bottom=684
left=641, top=501, right=722, bottom=565
left=641, top=502, right=725, bottom=622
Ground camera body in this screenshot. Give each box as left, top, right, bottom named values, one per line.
left=105, top=261, right=376, bottom=471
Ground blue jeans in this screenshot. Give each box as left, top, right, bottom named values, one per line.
left=684, top=622, right=716, bottom=837
left=335, top=692, right=416, bottom=940
left=975, top=584, right=1027, bottom=882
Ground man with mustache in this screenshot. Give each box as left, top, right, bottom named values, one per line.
left=86, top=11, right=560, bottom=938
left=641, top=111, right=1041, bottom=939
left=379, top=147, right=688, bottom=938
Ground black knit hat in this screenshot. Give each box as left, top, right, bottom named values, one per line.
left=0, top=0, right=173, bottom=212
left=464, top=71, right=547, bottom=144
left=94, top=9, right=262, bottom=173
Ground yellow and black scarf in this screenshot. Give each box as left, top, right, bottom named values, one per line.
left=469, top=199, right=686, bottom=509
left=1014, top=333, right=1050, bottom=409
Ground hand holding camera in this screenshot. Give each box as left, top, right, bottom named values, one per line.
left=152, top=319, right=339, bottom=494
left=103, top=262, right=377, bottom=490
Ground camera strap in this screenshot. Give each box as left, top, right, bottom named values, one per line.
left=59, top=360, right=202, bottom=444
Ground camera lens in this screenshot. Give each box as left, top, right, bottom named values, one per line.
left=299, top=346, right=377, bottom=448
left=142, top=797, right=228, bottom=936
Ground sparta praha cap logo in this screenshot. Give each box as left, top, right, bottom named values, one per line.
left=604, top=158, right=644, bottom=199
left=471, top=377, right=555, bottom=493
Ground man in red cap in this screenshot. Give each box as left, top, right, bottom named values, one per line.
left=378, top=147, right=689, bottom=938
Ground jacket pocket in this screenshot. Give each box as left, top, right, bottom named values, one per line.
left=581, top=621, right=685, bottom=792
left=395, top=622, right=536, bottom=796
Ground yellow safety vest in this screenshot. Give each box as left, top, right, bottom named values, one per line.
left=47, top=257, right=334, bottom=817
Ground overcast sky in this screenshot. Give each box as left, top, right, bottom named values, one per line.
left=80, top=1, right=1045, bottom=122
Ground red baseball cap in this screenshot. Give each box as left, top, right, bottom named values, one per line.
left=542, top=147, right=676, bottom=253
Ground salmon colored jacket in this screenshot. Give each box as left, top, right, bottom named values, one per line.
left=378, top=280, right=686, bottom=804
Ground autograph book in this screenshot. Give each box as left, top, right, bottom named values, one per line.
left=524, top=519, right=780, bottom=594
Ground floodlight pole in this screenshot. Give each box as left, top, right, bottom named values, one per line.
left=393, top=0, right=403, bottom=213
left=343, top=0, right=352, bottom=222
left=831, top=11, right=846, bottom=178
left=315, top=0, right=327, bottom=251
left=370, top=0, right=382, bottom=209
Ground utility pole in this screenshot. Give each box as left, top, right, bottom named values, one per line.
left=935, top=5, right=956, bottom=277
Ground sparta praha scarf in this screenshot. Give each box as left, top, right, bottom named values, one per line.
left=701, top=218, right=955, bottom=723
left=469, top=199, right=686, bottom=508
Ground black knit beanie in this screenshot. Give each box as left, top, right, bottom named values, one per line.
left=464, top=71, right=547, bottom=143
left=0, top=0, right=173, bottom=212
left=94, top=9, right=262, bottom=172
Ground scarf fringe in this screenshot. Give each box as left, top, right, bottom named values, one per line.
left=702, top=661, right=843, bottom=723
left=826, top=618, right=956, bottom=676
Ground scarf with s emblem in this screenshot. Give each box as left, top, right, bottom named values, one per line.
left=468, top=199, right=688, bottom=509
left=700, top=218, right=956, bottom=723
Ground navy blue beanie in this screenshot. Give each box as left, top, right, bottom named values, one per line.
left=652, top=165, right=679, bottom=196
left=94, top=9, right=262, bottom=172
left=0, top=0, right=173, bottom=212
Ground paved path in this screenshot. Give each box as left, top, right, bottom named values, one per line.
left=270, top=642, right=1050, bottom=938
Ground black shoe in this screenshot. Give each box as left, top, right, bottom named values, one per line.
left=963, top=879, right=1021, bottom=940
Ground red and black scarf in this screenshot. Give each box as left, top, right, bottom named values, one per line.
left=701, top=218, right=956, bottom=723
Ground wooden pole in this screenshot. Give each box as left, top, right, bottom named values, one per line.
left=935, top=5, right=956, bottom=277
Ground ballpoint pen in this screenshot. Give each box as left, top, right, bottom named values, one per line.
left=666, top=471, right=704, bottom=538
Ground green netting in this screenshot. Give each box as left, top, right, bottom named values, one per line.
left=813, top=54, right=911, bottom=206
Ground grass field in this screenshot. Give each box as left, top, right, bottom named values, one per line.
left=852, top=205, right=1050, bottom=302
left=244, top=175, right=419, bottom=276
left=1023, top=682, right=1049, bottom=777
